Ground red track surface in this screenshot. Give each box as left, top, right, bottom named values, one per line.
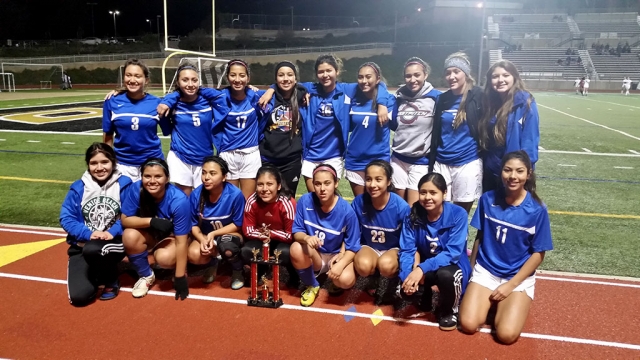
left=1, top=226, right=639, bottom=359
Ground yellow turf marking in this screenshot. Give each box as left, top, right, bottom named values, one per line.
left=371, top=309, right=384, bottom=326
left=0, top=176, right=72, bottom=184
left=0, top=107, right=102, bottom=124
left=0, top=238, right=66, bottom=268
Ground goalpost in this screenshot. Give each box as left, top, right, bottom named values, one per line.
left=0, top=73, right=15, bottom=92
left=0, top=62, right=64, bottom=90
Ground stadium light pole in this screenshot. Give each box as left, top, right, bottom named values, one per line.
left=87, top=3, right=97, bottom=36
left=291, top=6, right=294, bottom=31
left=146, top=19, right=152, bottom=32
left=477, top=2, right=486, bottom=86
left=156, top=15, right=161, bottom=43
left=109, top=10, right=120, bottom=38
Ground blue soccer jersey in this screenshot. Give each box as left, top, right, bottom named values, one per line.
left=102, top=93, right=163, bottom=166
left=345, top=99, right=392, bottom=171
left=436, top=94, right=480, bottom=166
left=121, top=181, right=191, bottom=236
left=160, top=96, right=215, bottom=166
left=471, top=190, right=553, bottom=279
left=190, top=182, right=245, bottom=235
left=398, top=202, right=472, bottom=283
left=216, top=89, right=263, bottom=153
left=351, top=193, right=409, bottom=251
left=292, top=193, right=361, bottom=254
left=305, top=93, right=343, bottom=161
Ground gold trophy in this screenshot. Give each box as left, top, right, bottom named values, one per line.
left=247, top=224, right=283, bottom=308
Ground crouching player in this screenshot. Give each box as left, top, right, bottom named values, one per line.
left=398, top=173, right=471, bottom=331
left=188, top=156, right=246, bottom=289
left=121, top=158, right=191, bottom=300
left=291, top=164, right=361, bottom=306
left=459, top=151, right=552, bottom=344
left=61, top=143, right=131, bottom=305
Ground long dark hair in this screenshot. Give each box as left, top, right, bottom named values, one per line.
left=409, top=173, right=447, bottom=227
left=85, top=142, right=117, bottom=182
left=172, top=61, right=199, bottom=93
left=499, top=150, right=542, bottom=205
left=255, top=165, right=293, bottom=203
left=139, top=157, right=170, bottom=218
left=311, top=163, right=341, bottom=207
left=362, top=160, right=394, bottom=220
left=198, top=156, right=230, bottom=224
left=356, top=62, right=385, bottom=112
left=274, top=62, right=300, bottom=139
left=120, top=58, right=150, bottom=93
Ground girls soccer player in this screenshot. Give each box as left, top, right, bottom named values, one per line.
left=352, top=160, right=410, bottom=303
left=160, top=63, right=225, bottom=196
left=291, top=164, right=361, bottom=306
left=345, top=62, right=396, bottom=196
left=391, top=57, right=441, bottom=205
left=61, top=143, right=131, bottom=306
left=121, top=158, right=191, bottom=300
left=430, top=53, right=484, bottom=213
left=241, top=165, right=298, bottom=286
left=459, top=151, right=553, bottom=344
left=259, top=54, right=390, bottom=193
left=188, top=156, right=246, bottom=289
left=103, top=58, right=163, bottom=181
left=398, top=173, right=471, bottom=331
left=259, top=61, right=307, bottom=194
left=478, top=60, right=539, bottom=193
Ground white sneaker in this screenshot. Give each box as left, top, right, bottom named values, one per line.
left=132, top=273, right=155, bottom=298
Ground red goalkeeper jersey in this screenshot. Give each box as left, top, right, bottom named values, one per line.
left=243, top=193, right=297, bottom=243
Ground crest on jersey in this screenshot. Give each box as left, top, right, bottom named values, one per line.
left=318, top=102, right=334, bottom=117
left=397, top=102, right=431, bottom=124
left=82, top=196, right=120, bottom=231
left=270, top=105, right=292, bottom=132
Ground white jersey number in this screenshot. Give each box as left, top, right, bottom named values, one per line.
left=210, top=220, right=223, bottom=230
left=429, top=241, right=438, bottom=254
left=495, top=226, right=508, bottom=244
left=236, top=116, right=248, bottom=129
left=314, top=230, right=326, bottom=240
left=370, top=230, right=386, bottom=243
left=131, top=117, right=139, bottom=131
left=192, top=113, right=201, bottom=127
left=362, top=116, right=370, bottom=129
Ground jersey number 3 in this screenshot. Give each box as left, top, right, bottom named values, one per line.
left=131, top=117, right=139, bottom=130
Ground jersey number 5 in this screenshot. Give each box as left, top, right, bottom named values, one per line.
left=370, top=230, right=385, bottom=243
left=495, top=226, right=508, bottom=244
left=131, top=117, right=139, bottom=130
left=192, top=113, right=201, bottom=127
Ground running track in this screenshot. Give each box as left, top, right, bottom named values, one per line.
left=1, top=225, right=639, bottom=359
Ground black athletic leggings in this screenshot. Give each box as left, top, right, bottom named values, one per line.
left=400, top=263, right=464, bottom=316
left=66, top=237, right=126, bottom=307
left=263, top=159, right=302, bottom=195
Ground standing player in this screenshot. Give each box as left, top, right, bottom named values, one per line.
left=352, top=160, right=410, bottom=304
left=430, top=52, right=484, bottom=213
left=159, top=63, right=225, bottom=196
left=478, top=60, right=539, bottom=193
left=345, top=62, right=396, bottom=196
left=61, top=143, right=131, bottom=306
left=622, top=77, right=632, bottom=95
left=291, top=164, right=361, bottom=306
left=121, top=158, right=191, bottom=300
left=459, top=151, right=553, bottom=344
left=241, top=165, right=298, bottom=287
left=583, top=76, right=590, bottom=96
left=573, top=77, right=580, bottom=95
left=188, top=156, right=246, bottom=289
left=103, top=58, right=164, bottom=181
left=259, top=61, right=307, bottom=194
left=391, top=57, right=442, bottom=205
left=259, top=54, right=391, bottom=192
left=398, top=173, right=471, bottom=331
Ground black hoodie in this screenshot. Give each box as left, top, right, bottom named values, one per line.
left=259, top=84, right=307, bottom=164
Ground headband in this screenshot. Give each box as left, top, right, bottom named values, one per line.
left=275, top=61, right=297, bottom=78
left=360, top=62, right=380, bottom=77
left=405, top=61, right=427, bottom=72
left=180, top=65, right=198, bottom=72
left=444, top=57, right=471, bottom=77
left=144, top=161, right=168, bottom=173
left=227, top=60, right=249, bottom=74
left=313, top=165, right=337, bottom=178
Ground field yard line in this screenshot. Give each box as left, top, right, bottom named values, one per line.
left=0, top=100, right=102, bottom=110
left=582, top=148, right=592, bottom=153
left=537, top=276, right=640, bottom=289
left=538, top=270, right=640, bottom=283
left=558, top=164, right=577, bottom=167
left=0, top=228, right=67, bottom=237
left=630, top=150, right=640, bottom=155
left=538, top=104, right=640, bottom=141
left=0, top=223, right=66, bottom=232
left=540, top=149, right=640, bottom=157
left=578, top=97, right=640, bottom=110
left=0, top=129, right=170, bottom=139
left=1, top=272, right=640, bottom=351
left=548, top=210, right=640, bottom=220
left=0, top=176, right=72, bottom=185
left=614, top=166, right=634, bottom=169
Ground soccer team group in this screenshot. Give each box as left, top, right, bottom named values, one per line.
left=60, top=51, right=551, bottom=344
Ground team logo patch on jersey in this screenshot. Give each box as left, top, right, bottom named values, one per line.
left=270, top=105, right=292, bottom=132
left=397, top=103, right=431, bottom=124
left=318, top=103, right=334, bottom=117
left=82, top=196, right=120, bottom=231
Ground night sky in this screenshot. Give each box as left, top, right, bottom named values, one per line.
left=0, top=0, right=413, bottom=40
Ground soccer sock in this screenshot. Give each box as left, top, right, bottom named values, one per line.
left=128, top=251, right=153, bottom=278
left=297, top=266, right=320, bottom=287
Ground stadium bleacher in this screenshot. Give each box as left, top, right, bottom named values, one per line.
left=501, top=48, right=587, bottom=79
left=588, top=48, right=640, bottom=80
left=495, top=13, right=571, bottom=39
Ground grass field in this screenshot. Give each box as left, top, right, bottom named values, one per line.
left=1, top=90, right=639, bottom=277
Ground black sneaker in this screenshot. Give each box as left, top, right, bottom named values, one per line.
left=439, top=313, right=458, bottom=331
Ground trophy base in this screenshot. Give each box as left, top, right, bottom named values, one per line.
left=247, top=296, right=283, bottom=309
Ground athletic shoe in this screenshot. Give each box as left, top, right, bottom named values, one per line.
left=132, top=273, right=155, bottom=298
left=202, top=260, right=219, bottom=284
left=99, top=280, right=120, bottom=301
left=327, top=282, right=344, bottom=296
left=231, top=270, right=244, bottom=290
left=439, top=313, right=458, bottom=331
left=300, top=285, right=320, bottom=307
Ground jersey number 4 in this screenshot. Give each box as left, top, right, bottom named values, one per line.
left=370, top=230, right=385, bottom=243
left=495, top=226, right=508, bottom=244
left=361, top=116, right=370, bottom=129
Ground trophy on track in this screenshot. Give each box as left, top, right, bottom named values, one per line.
left=247, top=224, right=283, bottom=308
